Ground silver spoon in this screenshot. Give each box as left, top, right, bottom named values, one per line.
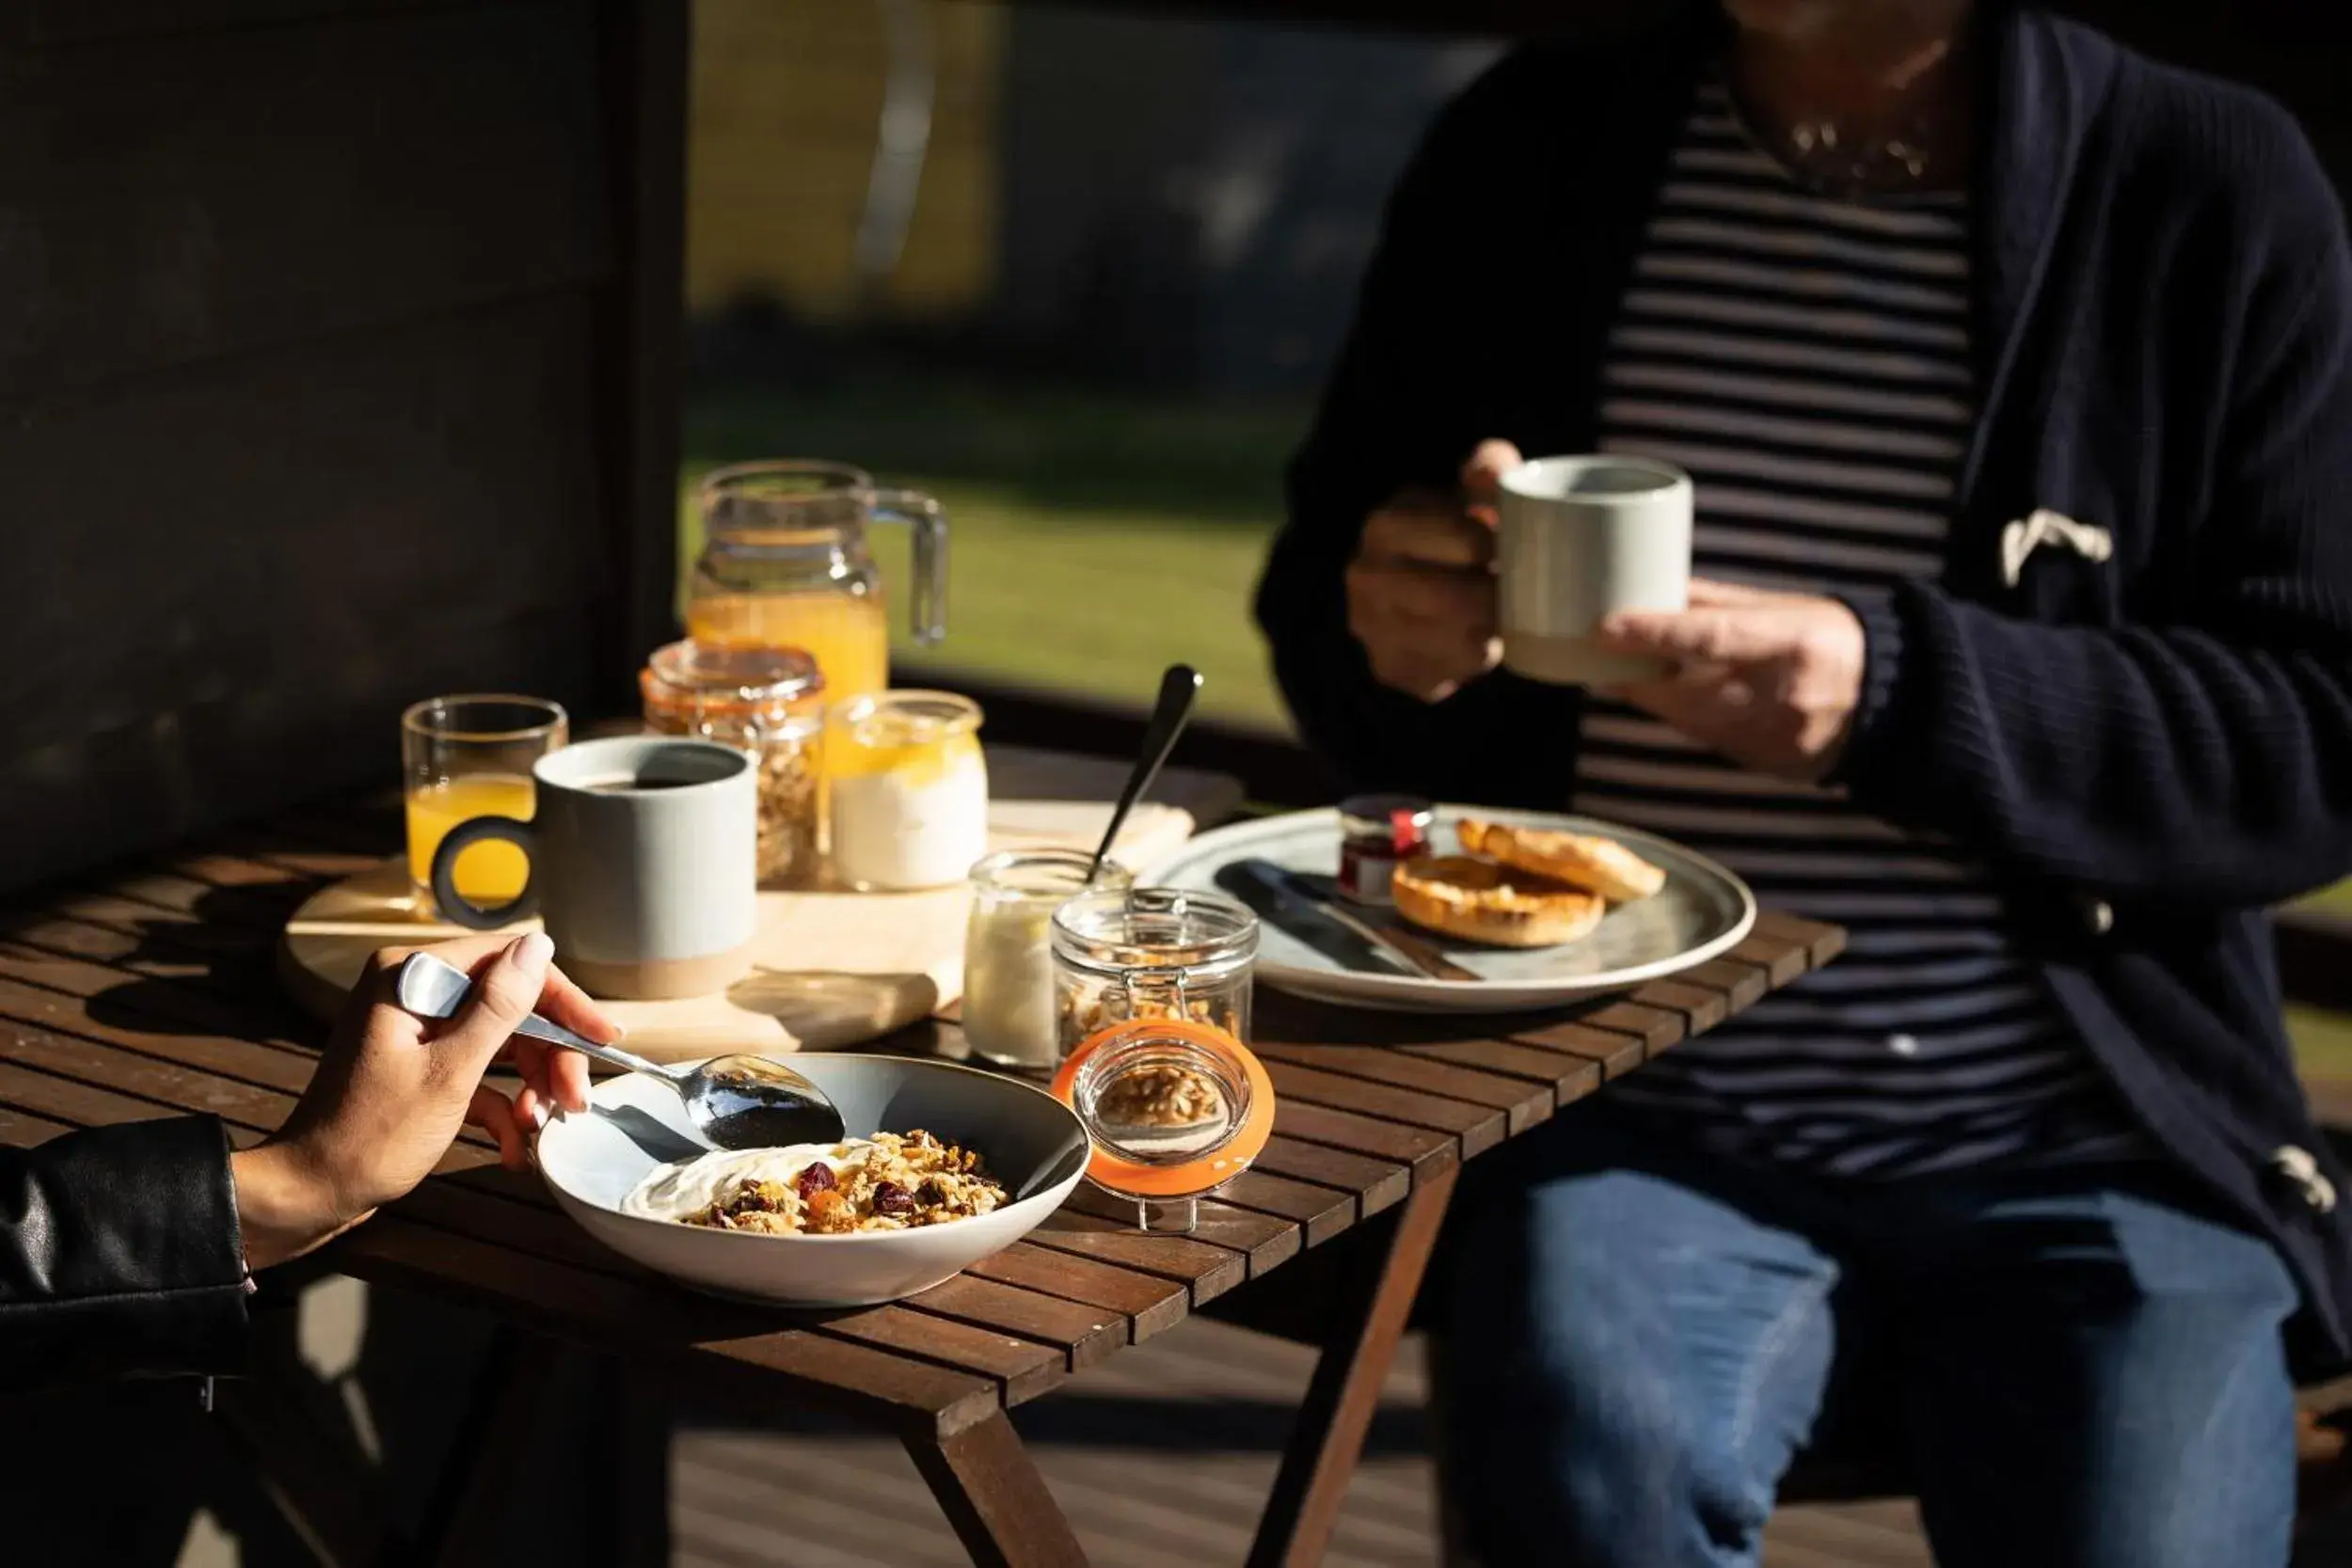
left=391, top=951, right=847, bottom=1150
left=1089, top=663, right=1203, bottom=883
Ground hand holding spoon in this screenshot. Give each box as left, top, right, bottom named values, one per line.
left=392, top=951, right=846, bottom=1150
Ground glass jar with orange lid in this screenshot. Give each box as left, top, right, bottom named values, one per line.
left=640, top=640, right=824, bottom=887
left=688, top=460, right=947, bottom=703
left=1052, top=1016, right=1274, bottom=1233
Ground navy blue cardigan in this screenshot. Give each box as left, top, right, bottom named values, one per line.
left=1256, top=7, right=2352, bottom=1372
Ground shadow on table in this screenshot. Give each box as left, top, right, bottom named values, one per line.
left=66, top=879, right=333, bottom=1049
left=726, top=965, right=940, bottom=1051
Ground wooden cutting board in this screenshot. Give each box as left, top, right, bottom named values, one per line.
left=277, top=800, right=1195, bottom=1060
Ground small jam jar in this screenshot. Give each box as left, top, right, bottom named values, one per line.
left=640, top=641, right=824, bottom=887
left=1336, top=793, right=1435, bottom=906
left=1052, top=1017, right=1275, bottom=1233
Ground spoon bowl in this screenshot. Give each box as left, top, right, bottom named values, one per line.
left=391, top=951, right=847, bottom=1150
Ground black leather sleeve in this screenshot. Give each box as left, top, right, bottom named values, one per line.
left=0, top=1117, right=251, bottom=1390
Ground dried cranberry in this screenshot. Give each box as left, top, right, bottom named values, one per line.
left=872, top=1180, right=917, bottom=1217
left=795, top=1163, right=838, bottom=1199
left=914, top=1180, right=946, bottom=1208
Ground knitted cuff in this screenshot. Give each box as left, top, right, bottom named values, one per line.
left=1827, top=589, right=1909, bottom=792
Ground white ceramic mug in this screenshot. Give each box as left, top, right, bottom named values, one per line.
left=1496, top=454, right=1693, bottom=685
left=430, top=736, right=757, bottom=1000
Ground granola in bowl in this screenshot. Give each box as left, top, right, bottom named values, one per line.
left=620, top=1130, right=1007, bottom=1236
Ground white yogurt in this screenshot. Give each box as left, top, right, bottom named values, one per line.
left=961, top=899, right=1058, bottom=1066
left=621, top=1139, right=876, bottom=1222
left=831, top=743, right=989, bottom=890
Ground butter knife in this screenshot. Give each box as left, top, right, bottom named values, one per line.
left=1219, top=860, right=1480, bottom=982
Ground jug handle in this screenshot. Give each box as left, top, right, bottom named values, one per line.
left=872, top=488, right=947, bottom=645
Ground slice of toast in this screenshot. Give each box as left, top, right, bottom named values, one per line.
left=1455, top=818, right=1666, bottom=903
left=1392, top=854, right=1607, bottom=949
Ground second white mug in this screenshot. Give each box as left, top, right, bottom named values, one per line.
left=1496, top=454, right=1693, bottom=686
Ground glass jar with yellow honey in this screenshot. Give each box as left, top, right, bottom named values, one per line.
left=688, top=460, right=947, bottom=704
left=826, top=690, right=987, bottom=891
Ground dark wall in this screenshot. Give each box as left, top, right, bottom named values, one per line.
left=0, top=0, right=682, bottom=893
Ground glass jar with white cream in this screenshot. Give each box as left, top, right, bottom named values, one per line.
left=827, top=690, right=989, bottom=891
left=962, top=849, right=1134, bottom=1069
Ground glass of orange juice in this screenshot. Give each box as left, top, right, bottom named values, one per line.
left=402, top=695, right=568, bottom=915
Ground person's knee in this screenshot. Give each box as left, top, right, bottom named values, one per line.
left=1446, top=1333, right=1770, bottom=1565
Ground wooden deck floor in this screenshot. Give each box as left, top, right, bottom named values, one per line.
left=669, top=1317, right=1932, bottom=1568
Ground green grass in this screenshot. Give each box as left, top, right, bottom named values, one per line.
left=678, top=374, right=1307, bottom=729
left=2307, top=881, right=2352, bottom=918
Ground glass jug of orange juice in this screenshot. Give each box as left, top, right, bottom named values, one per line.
left=688, top=461, right=946, bottom=701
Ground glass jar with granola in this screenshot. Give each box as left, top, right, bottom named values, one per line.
left=640, top=640, right=823, bottom=886
left=1050, top=1016, right=1275, bottom=1233
left=1049, top=886, right=1258, bottom=1058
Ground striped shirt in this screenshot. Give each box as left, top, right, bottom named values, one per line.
left=1589, top=78, right=2146, bottom=1177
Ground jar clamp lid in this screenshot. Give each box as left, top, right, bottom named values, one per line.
left=1050, top=1017, right=1275, bottom=1232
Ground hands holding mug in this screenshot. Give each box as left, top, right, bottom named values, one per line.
left=1343, top=440, right=1522, bottom=703
left=1598, top=580, right=1865, bottom=784
left=1346, top=439, right=1865, bottom=782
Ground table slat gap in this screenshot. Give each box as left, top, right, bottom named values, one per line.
left=1623, top=977, right=1729, bottom=1035
left=0, top=938, right=319, bottom=1053
left=1751, top=909, right=1846, bottom=967
left=1057, top=1184, right=1299, bottom=1275
left=1681, top=958, right=1768, bottom=1012
left=1256, top=1041, right=1547, bottom=1123
left=807, top=1307, right=1069, bottom=1403
left=1257, top=1049, right=1523, bottom=1147
left=0, top=967, right=322, bottom=1095
left=1269, top=1098, right=1464, bottom=1180
left=1392, top=1037, right=1604, bottom=1106
left=902, top=1275, right=1127, bottom=1370
left=961, top=1244, right=1189, bottom=1342
left=1497, top=1021, right=1647, bottom=1080
left=1207, top=1168, right=1357, bottom=1247
left=3, top=911, right=282, bottom=1000
left=1250, top=1136, right=1410, bottom=1219
left=1725, top=931, right=1808, bottom=986
left=1020, top=1214, right=1249, bottom=1304
left=1577, top=1000, right=1686, bottom=1053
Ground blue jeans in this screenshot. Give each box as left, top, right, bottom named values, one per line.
left=1438, top=1100, right=2299, bottom=1568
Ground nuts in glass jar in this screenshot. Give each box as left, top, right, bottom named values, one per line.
left=1056, top=978, right=1237, bottom=1054
left=1094, top=1062, right=1225, bottom=1128
left=640, top=640, right=824, bottom=886
left=754, top=741, right=820, bottom=886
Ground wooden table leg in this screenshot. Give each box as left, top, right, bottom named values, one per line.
left=904, top=1409, right=1089, bottom=1568
left=1246, top=1162, right=1461, bottom=1568
left=213, top=1291, right=399, bottom=1568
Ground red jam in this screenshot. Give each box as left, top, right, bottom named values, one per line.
left=1336, top=794, right=1435, bottom=906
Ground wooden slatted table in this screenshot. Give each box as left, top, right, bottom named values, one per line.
left=0, top=781, right=1844, bottom=1568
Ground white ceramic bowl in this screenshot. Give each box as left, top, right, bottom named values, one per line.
left=536, top=1054, right=1090, bottom=1307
